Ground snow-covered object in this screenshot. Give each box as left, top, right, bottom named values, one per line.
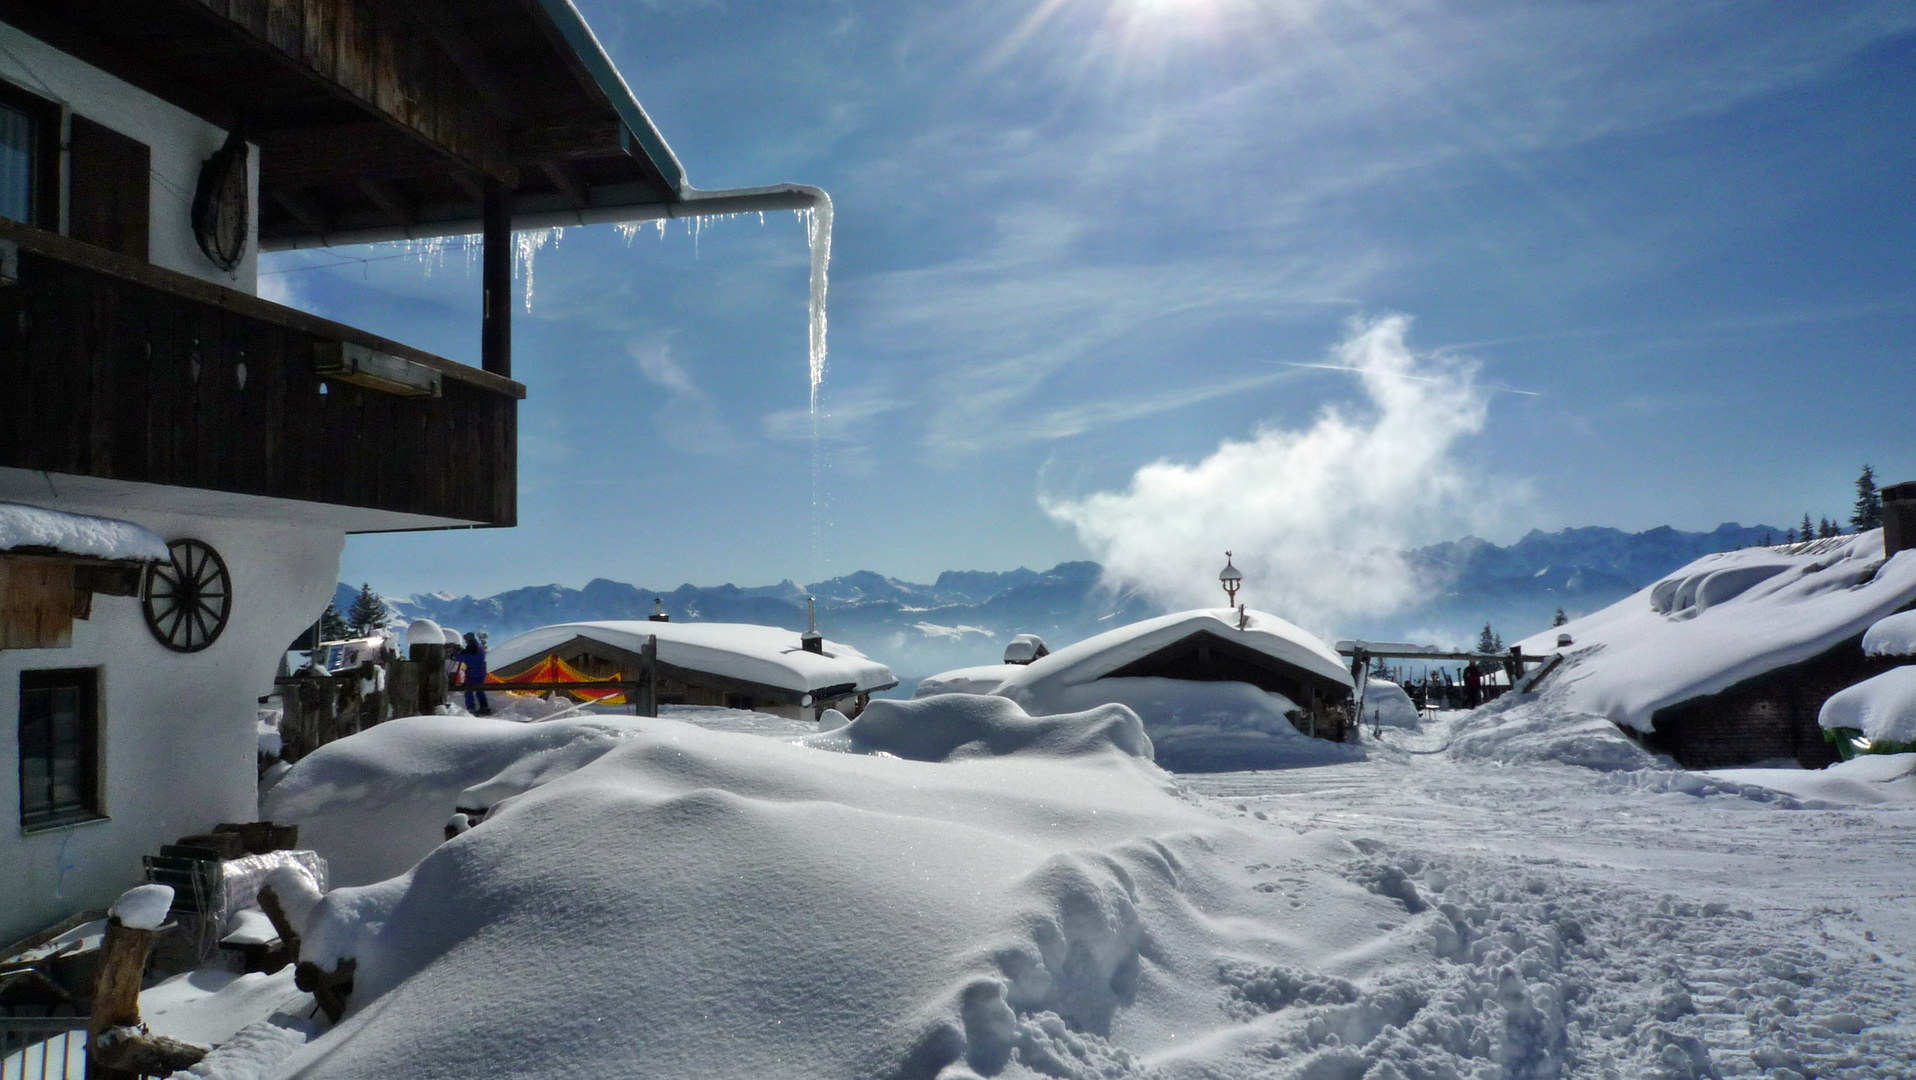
left=440, top=627, right=462, bottom=647
left=804, top=694, right=1150, bottom=762
left=260, top=864, right=325, bottom=937
left=490, top=620, right=896, bottom=698
left=1863, top=609, right=1916, bottom=657
left=1359, top=680, right=1421, bottom=729
left=1002, top=633, right=1049, bottom=664
left=262, top=716, right=650, bottom=886
left=1516, top=531, right=1916, bottom=732
left=1818, top=667, right=1916, bottom=746
left=218, top=851, right=327, bottom=928
left=0, top=501, right=170, bottom=561
left=404, top=620, right=444, bottom=649
left=110, top=884, right=175, bottom=930
left=920, top=609, right=1355, bottom=771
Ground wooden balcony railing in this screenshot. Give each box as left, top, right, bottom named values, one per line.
left=0, top=219, right=521, bottom=527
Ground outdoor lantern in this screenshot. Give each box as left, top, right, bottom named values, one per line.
left=1219, top=552, right=1241, bottom=607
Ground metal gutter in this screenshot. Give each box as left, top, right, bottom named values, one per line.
left=259, top=183, right=828, bottom=251
left=530, top=0, right=686, bottom=195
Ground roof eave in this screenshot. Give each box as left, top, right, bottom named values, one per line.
left=527, top=0, right=687, bottom=195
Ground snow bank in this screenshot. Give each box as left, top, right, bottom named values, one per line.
left=491, top=620, right=896, bottom=696
left=0, top=501, right=170, bottom=561
left=1515, top=531, right=1916, bottom=732
left=1818, top=666, right=1916, bottom=746
left=260, top=716, right=648, bottom=886
left=1706, top=753, right=1916, bottom=808
left=920, top=610, right=1358, bottom=772
left=1863, top=609, right=1916, bottom=657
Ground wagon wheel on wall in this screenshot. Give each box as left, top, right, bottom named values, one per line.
left=142, top=538, right=232, bottom=652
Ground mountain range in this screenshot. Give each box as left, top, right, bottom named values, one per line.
left=338, top=522, right=1785, bottom=686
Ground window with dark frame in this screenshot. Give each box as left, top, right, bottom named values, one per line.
left=0, top=79, right=62, bottom=230
left=19, top=668, right=101, bottom=829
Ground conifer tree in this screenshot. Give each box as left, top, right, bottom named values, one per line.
left=347, top=582, right=389, bottom=636
left=320, top=602, right=350, bottom=641
left=1552, top=607, right=1569, bottom=627
left=1800, top=513, right=1814, bottom=543
left=1852, top=464, right=1883, bottom=531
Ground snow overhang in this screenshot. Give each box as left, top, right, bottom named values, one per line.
left=0, top=502, right=170, bottom=563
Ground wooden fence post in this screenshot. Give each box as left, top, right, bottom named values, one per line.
left=640, top=635, right=658, bottom=717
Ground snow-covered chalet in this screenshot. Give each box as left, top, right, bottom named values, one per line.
left=0, top=0, right=820, bottom=945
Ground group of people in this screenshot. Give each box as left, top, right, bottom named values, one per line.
left=1392, top=665, right=1500, bottom=713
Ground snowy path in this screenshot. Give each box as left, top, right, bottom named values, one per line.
left=1179, top=713, right=1916, bottom=1079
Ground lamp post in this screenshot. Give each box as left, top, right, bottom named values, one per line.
left=1219, top=552, right=1241, bottom=607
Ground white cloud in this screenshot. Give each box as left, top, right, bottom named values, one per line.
left=1043, top=315, right=1503, bottom=630
left=629, top=337, right=700, bottom=396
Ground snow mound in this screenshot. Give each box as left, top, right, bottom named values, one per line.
left=1863, top=609, right=1916, bottom=657
left=273, top=707, right=1291, bottom=1080
left=1447, top=695, right=1664, bottom=771
left=260, top=716, right=647, bottom=886
left=0, top=501, right=170, bottom=561
left=1516, top=531, right=1916, bottom=732
left=1359, top=680, right=1421, bottom=729
left=804, top=694, right=1152, bottom=762
left=1818, top=666, right=1916, bottom=746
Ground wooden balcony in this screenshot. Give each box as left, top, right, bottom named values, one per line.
left=0, top=220, right=521, bottom=528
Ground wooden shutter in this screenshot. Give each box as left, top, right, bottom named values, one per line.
left=69, top=115, right=149, bottom=261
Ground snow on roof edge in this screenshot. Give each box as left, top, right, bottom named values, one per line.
left=0, top=502, right=170, bottom=562
left=994, top=608, right=1353, bottom=694
left=490, top=620, right=895, bottom=696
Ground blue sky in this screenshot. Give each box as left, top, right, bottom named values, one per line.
left=270, top=0, right=1916, bottom=609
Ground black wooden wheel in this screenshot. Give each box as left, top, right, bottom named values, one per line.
left=143, top=538, right=232, bottom=653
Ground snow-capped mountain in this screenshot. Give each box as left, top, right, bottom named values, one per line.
left=338, top=523, right=1784, bottom=683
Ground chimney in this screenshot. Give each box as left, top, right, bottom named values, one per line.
left=648, top=598, right=670, bottom=623
left=801, top=596, right=824, bottom=654
left=1885, top=481, right=1916, bottom=557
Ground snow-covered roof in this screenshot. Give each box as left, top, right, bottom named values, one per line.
left=1818, top=666, right=1916, bottom=746
left=0, top=501, right=170, bottom=562
left=990, top=608, right=1353, bottom=695
left=1863, top=610, right=1916, bottom=658
left=490, top=620, right=896, bottom=697
left=1517, top=530, right=1916, bottom=732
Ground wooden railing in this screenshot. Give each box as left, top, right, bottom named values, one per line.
left=0, top=220, right=522, bottom=527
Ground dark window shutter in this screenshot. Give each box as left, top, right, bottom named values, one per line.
left=69, top=115, right=149, bottom=261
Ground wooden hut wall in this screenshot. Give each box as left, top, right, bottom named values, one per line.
left=1643, top=623, right=1910, bottom=768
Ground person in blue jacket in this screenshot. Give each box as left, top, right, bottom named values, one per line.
left=453, top=632, right=492, bottom=715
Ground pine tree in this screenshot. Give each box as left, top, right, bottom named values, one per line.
left=1785, top=527, right=1796, bottom=544
left=1552, top=607, right=1569, bottom=627
left=1852, top=464, right=1884, bottom=531
left=347, top=583, right=389, bottom=636
left=320, top=602, right=350, bottom=641
left=1763, top=531, right=1772, bottom=547
left=1800, top=513, right=1814, bottom=543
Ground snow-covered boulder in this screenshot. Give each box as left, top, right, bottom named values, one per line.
left=1358, top=680, right=1422, bottom=729
left=1863, top=609, right=1916, bottom=657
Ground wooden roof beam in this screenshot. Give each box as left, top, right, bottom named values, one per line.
left=271, top=189, right=331, bottom=235
left=356, top=178, right=415, bottom=225
left=537, top=160, right=589, bottom=211
left=392, top=0, right=533, bottom=126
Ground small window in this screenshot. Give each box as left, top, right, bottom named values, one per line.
left=19, top=669, right=101, bottom=829
left=0, top=80, right=60, bottom=229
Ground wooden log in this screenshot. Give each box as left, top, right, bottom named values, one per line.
left=87, top=916, right=211, bottom=1079
left=294, top=957, right=356, bottom=1023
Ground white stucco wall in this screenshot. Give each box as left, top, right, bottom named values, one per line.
left=0, top=507, right=339, bottom=944
left=0, top=22, right=259, bottom=294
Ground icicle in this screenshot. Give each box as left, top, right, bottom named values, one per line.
left=802, top=193, right=833, bottom=415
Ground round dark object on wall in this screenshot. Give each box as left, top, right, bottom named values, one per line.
left=192, top=130, right=250, bottom=272
left=143, top=538, right=233, bottom=653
